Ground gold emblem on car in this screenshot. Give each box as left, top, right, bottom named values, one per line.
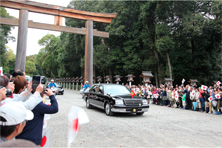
left=133, top=109, right=136, bottom=112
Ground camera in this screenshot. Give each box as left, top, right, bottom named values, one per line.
left=0, top=86, right=12, bottom=97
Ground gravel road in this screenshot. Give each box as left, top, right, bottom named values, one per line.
left=47, top=89, right=222, bottom=147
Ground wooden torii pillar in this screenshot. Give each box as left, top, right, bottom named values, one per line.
left=0, top=0, right=117, bottom=86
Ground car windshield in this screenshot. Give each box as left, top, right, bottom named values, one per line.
left=55, top=83, right=61, bottom=87
left=104, top=85, right=130, bottom=96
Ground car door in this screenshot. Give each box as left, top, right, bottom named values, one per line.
left=88, top=85, right=99, bottom=106
left=94, top=85, right=105, bottom=108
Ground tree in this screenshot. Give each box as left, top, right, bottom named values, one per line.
left=0, top=7, right=15, bottom=68
left=38, top=34, right=60, bottom=78
left=2, top=46, right=16, bottom=74
left=25, top=60, right=36, bottom=75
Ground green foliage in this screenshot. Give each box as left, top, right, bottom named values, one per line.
left=1, top=46, right=16, bottom=74
left=32, top=1, right=221, bottom=86
left=25, top=60, right=36, bottom=76
left=0, top=7, right=14, bottom=68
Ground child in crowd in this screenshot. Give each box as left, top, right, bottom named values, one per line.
left=182, top=91, right=186, bottom=109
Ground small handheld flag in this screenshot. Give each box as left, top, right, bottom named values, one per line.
left=68, top=106, right=89, bottom=147
left=182, top=78, right=185, bottom=83
left=0, top=67, right=3, bottom=75
left=208, top=97, right=213, bottom=102
left=201, top=85, right=207, bottom=90
left=215, top=94, right=221, bottom=99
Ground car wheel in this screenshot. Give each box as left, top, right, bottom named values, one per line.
left=105, top=102, right=113, bottom=116
left=136, top=112, right=144, bottom=116
left=86, top=99, right=92, bottom=109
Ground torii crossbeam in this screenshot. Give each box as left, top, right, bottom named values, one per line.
left=0, top=0, right=117, bottom=86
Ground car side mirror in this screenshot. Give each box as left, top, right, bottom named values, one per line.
left=106, top=93, right=111, bottom=96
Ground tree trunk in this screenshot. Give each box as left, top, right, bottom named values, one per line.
left=81, top=68, right=84, bottom=77
left=166, top=51, right=172, bottom=79
left=109, top=67, right=112, bottom=83
left=155, top=71, right=159, bottom=87
left=103, top=70, right=105, bottom=83
left=146, top=20, right=160, bottom=86
left=93, top=65, right=96, bottom=77
left=51, top=69, right=56, bottom=80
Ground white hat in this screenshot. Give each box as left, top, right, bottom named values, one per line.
left=85, top=81, right=89, bottom=84
left=51, top=79, right=54, bottom=81
left=0, top=101, right=34, bottom=126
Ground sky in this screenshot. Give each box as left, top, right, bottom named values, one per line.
left=5, top=0, right=72, bottom=56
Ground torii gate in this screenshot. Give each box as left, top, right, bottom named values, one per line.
left=0, top=0, right=117, bottom=86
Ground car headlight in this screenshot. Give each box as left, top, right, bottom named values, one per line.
left=115, top=100, right=123, bottom=105
left=142, top=100, right=148, bottom=105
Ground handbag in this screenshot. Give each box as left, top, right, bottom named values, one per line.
left=212, top=100, right=217, bottom=107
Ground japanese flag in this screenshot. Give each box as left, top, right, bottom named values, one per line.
left=201, top=85, right=207, bottom=90
left=68, top=106, right=89, bottom=147
left=208, top=97, right=213, bottom=102
left=217, top=81, right=221, bottom=86
left=41, top=126, right=49, bottom=147
left=182, top=78, right=185, bottom=83
left=215, top=94, right=221, bottom=99
left=0, top=67, right=2, bottom=75
left=154, top=94, right=159, bottom=98
left=175, top=92, right=179, bottom=101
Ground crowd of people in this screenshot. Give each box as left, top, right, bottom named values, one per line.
left=125, top=83, right=222, bottom=115
left=0, top=69, right=58, bottom=146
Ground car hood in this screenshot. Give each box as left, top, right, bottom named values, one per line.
left=112, top=94, right=141, bottom=99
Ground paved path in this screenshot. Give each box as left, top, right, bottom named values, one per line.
left=47, top=89, right=222, bottom=147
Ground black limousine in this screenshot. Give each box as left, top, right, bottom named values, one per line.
left=83, top=84, right=149, bottom=116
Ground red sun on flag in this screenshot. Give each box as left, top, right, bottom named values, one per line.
left=209, top=97, right=212, bottom=101
left=40, top=136, right=47, bottom=147
left=175, top=95, right=178, bottom=99
left=216, top=94, right=220, bottom=99
left=192, top=93, right=195, bottom=96
left=72, top=118, right=80, bottom=132
left=130, top=91, right=135, bottom=98
left=217, top=81, right=221, bottom=85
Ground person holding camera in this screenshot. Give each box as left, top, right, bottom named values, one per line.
left=0, top=87, right=7, bottom=102
left=16, top=88, right=58, bottom=146
left=0, top=75, right=43, bottom=111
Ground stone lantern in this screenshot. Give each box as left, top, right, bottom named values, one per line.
left=126, top=74, right=135, bottom=87
left=164, top=78, right=174, bottom=87
left=105, top=75, right=111, bottom=84
left=65, top=78, right=69, bottom=89
left=75, top=77, right=79, bottom=90
left=71, top=77, right=76, bottom=90
left=79, top=77, right=84, bottom=89
left=114, top=75, right=122, bottom=84
left=140, top=71, right=154, bottom=86
left=189, top=79, right=198, bottom=87
left=97, top=76, right=102, bottom=84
